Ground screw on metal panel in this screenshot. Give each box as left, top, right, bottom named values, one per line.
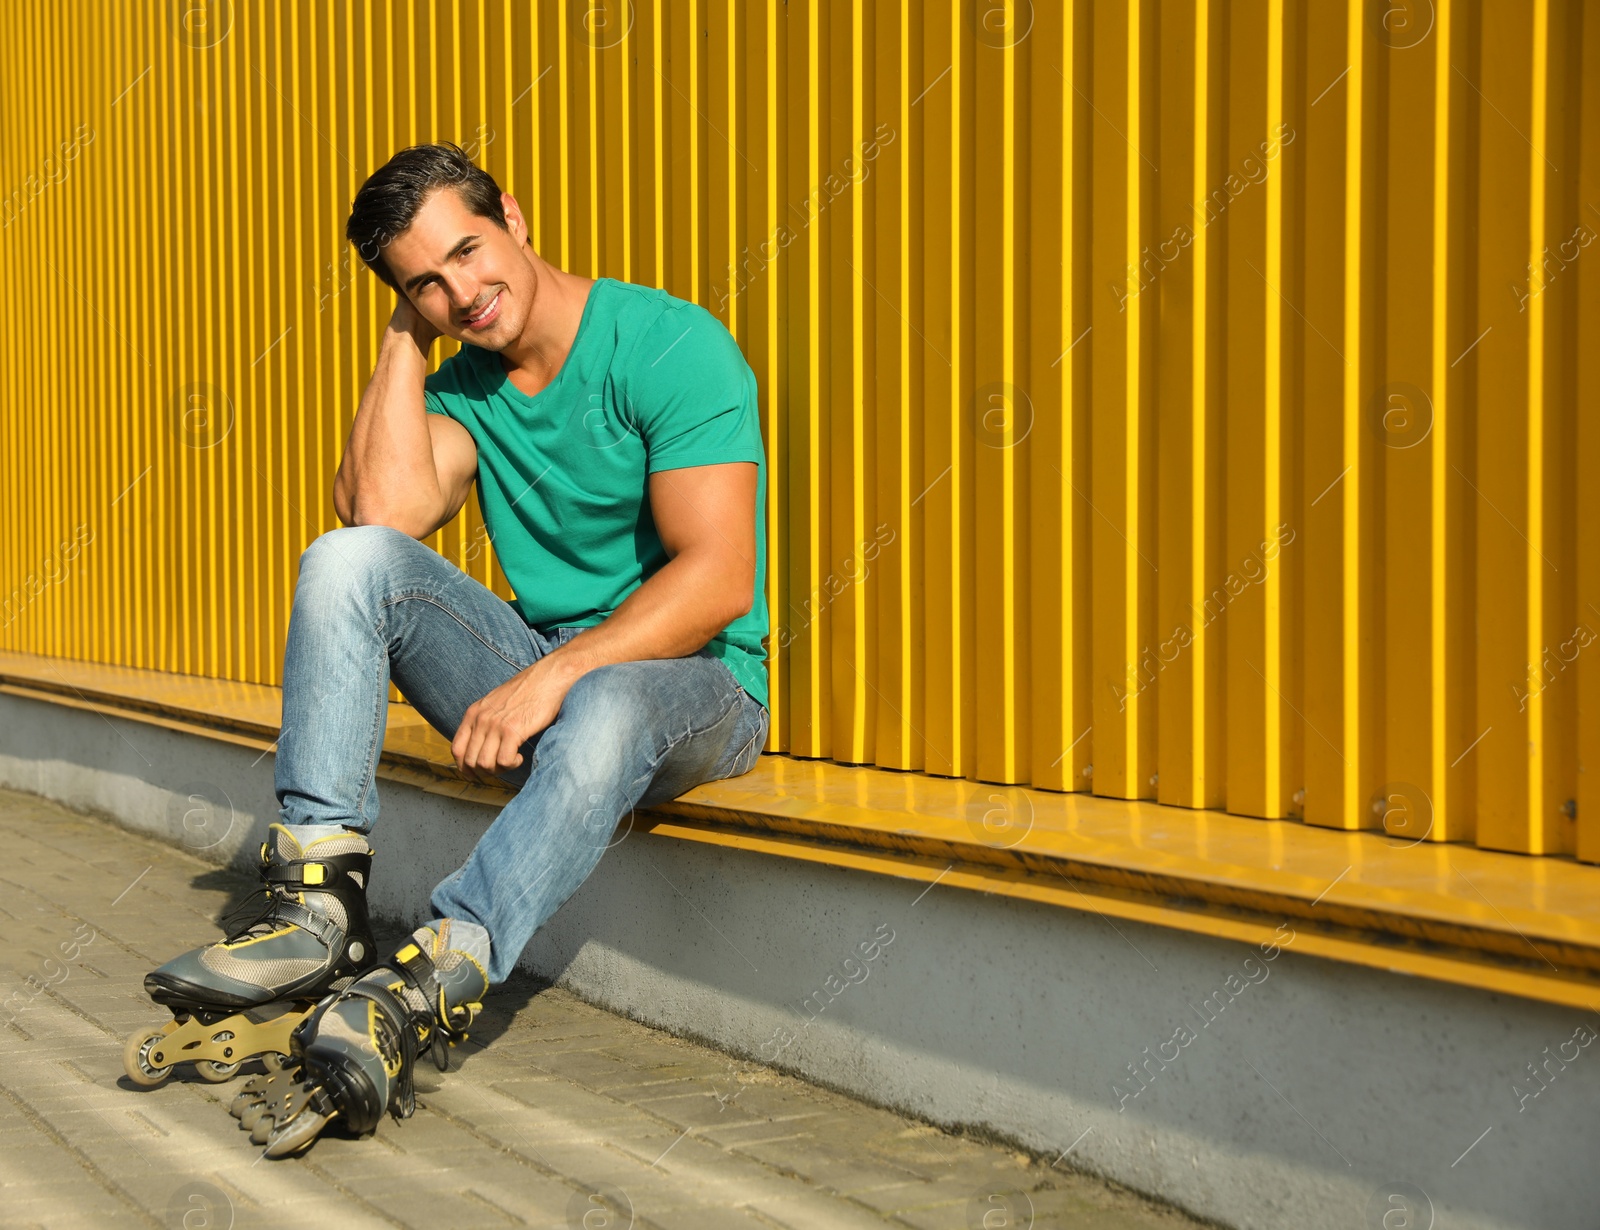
left=1082, top=765, right=1093, bottom=778
left=1148, top=774, right=1158, bottom=787
left=1562, top=798, right=1577, bottom=819
left=1292, top=789, right=1306, bottom=806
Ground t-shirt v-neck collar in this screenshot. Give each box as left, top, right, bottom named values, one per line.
left=482, top=277, right=608, bottom=408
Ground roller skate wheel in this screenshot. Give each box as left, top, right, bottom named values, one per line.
left=122, top=1025, right=175, bottom=1088
left=248, top=1113, right=277, bottom=1146
left=264, top=1106, right=335, bottom=1158
left=192, top=1030, right=242, bottom=1082
left=196, top=1059, right=243, bottom=1083
left=231, top=1082, right=266, bottom=1118
left=261, top=1052, right=293, bottom=1073
left=232, top=1068, right=288, bottom=1120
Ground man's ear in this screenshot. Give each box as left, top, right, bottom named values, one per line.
left=502, top=191, right=528, bottom=245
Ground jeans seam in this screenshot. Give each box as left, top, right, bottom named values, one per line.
left=728, top=730, right=760, bottom=776
left=352, top=612, right=387, bottom=823
left=379, top=590, right=529, bottom=674
left=735, top=706, right=770, bottom=774
left=642, top=676, right=742, bottom=780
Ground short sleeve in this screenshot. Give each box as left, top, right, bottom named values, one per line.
left=627, top=305, right=763, bottom=474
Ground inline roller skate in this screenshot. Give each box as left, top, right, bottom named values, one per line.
left=122, top=823, right=377, bottom=1087
left=235, top=919, right=488, bottom=1156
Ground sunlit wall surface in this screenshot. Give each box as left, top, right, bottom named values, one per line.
left=0, top=1, right=1595, bottom=858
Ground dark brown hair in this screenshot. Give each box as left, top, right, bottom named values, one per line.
left=345, top=141, right=508, bottom=292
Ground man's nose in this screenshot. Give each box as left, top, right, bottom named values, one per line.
left=440, top=273, right=477, bottom=312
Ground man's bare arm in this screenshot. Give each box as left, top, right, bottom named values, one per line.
left=333, top=301, right=477, bottom=539
left=541, top=461, right=758, bottom=683
left=446, top=460, right=757, bottom=782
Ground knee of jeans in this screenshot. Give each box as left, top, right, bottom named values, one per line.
left=296, top=525, right=414, bottom=600
left=551, top=668, right=654, bottom=778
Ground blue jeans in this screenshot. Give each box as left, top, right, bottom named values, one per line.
left=273, top=525, right=770, bottom=984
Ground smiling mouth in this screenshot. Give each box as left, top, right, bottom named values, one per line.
left=462, top=292, right=501, bottom=328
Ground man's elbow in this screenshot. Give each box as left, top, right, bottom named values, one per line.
left=721, top=574, right=756, bottom=624
left=332, top=473, right=354, bottom=527
left=701, top=588, right=750, bottom=635
left=350, top=500, right=434, bottom=541
left=675, top=548, right=752, bottom=630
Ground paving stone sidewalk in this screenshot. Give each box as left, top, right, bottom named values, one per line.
left=0, top=787, right=1208, bottom=1230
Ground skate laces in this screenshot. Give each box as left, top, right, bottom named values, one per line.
left=209, top=830, right=303, bottom=943
left=391, top=1013, right=420, bottom=1120
left=366, top=992, right=419, bottom=1121
left=288, top=981, right=419, bottom=1123
left=289, top=929, right=485, bottom=1126
left=216, top=874, right=296, bottom=943
left=215, top=829, right=368, bottom=948
left=372, top=936, right=484, bottom=1116
left=383, top=939, right=484, bottom=1072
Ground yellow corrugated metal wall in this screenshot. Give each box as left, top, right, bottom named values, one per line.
left=1, top=1, right=1595, bottom=858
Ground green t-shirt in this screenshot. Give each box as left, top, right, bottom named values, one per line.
left=422, top=277, right=770, bottom=710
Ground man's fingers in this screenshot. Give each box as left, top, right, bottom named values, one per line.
left=458, top=712, right=494, bottom=780
left=477, top=730, right=506, bottom=775
left=463, top=724, right=494, bottom=777
left=471, top=722, right=524, bottom=775
left=495, top=732, right=526, bottom=769
left=455, top=693, right=537, bottom=781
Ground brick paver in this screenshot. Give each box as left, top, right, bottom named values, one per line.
left=0, top=787, right=1207, bottom=1229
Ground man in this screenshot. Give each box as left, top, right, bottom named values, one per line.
left=135, top=141, right=770, bottom=1155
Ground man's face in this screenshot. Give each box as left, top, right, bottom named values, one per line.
left=383, top=185, right=533, bottom=347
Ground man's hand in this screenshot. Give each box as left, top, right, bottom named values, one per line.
left=389, top=292, right=440, bottom=352
left=452, top=655, right=580, bottom=785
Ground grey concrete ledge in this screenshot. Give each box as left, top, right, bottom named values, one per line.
left=1, top=688, right=1592, bottom=1230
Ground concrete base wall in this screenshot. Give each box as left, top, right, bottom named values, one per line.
left=1, top=689, right=1591, bottom=1229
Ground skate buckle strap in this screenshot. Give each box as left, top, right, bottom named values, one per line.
left=263, top=858, right=342, bottom=891
left=385, top=943, right=481, bottom=1074
left=295, top=981, right=419, bottom=1124
left=269, top=899, right=348, bottom=953
left=352, top=980, right=420, bottom=1121
left=219, top=885, right=351, bottom=952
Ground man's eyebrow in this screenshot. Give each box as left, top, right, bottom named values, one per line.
left=403, top=234, right=481, bottom=293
